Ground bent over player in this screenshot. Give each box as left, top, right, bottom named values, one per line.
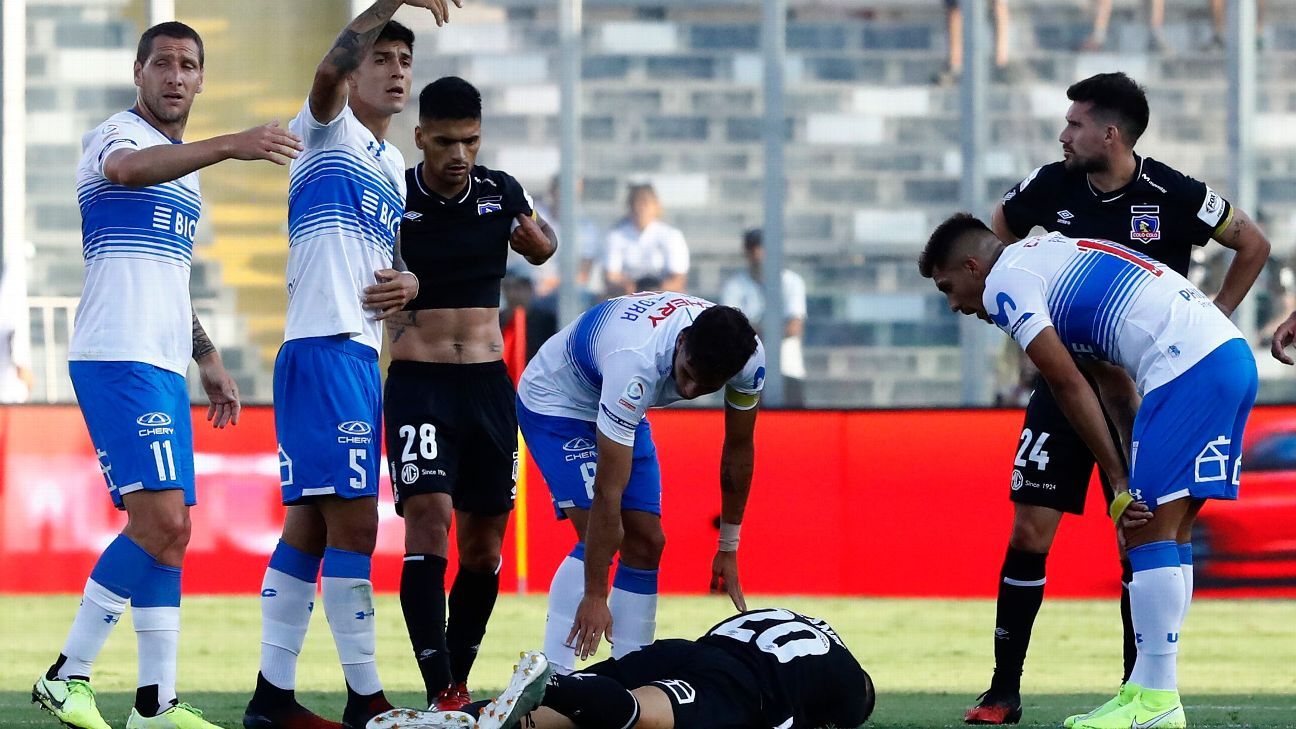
left=244, top=2, right=461, bottom=728
left=33, top=20, right=302, bottom=729
left=468, top=608, right=874, bottom=729
left=517, top=294, right=765, bottom=673
left=967, top=72, right=1269, bottom=725
left=921, top=215, right=1256, bottom=729
left=385, top=75, right=556, bottom=711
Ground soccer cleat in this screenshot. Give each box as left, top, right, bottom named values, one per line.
left=32, top=676, right=113, bottom=729
left=475, top=651, right=552, bottom=729
left=243, top=699, right=343, bottom=729
left=1063, top=682, right=1141, bottom=728
left=1073, top=688, right=1185, bottom=729
left=433, top=684, right=472, bottom=713
left=126, top=703, right=221, bottom=729
left=366, top=709, right=475, bottom=729
left=344, top=694, right=395, bottom=729
left=963, top=687, right=1022, bottom=725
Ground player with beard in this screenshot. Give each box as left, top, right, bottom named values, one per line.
left=962, top=72, right=1271, bottom=725
left=32, top=20, right=302, bottom=729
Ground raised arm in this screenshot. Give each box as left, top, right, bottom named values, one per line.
left=101, top=122, right=302, bottom=188
left=1211, top=207, right=1272, bottom=317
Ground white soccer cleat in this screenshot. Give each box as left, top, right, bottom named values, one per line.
left=476, top=651, right=552, bottom=729
left=366, top=708, right=475, bottom=729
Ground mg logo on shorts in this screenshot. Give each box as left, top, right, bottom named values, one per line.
left=401, top=463, right=419, bottom=485
left=137, top=412, right=175, bottom=437
left=1011, top=469, right=1024, bottom=491
left=338, top=420, right=373, bottom=445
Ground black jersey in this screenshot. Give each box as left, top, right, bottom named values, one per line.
left=400, top=163, right=535, bottom=310
left=697, top=608, right=873, bottom=729
left=1000, top=155, right=1233, bottom=276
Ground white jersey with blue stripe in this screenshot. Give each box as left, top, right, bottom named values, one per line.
left=70, top=110, right=200, bottom=375
left=985, top=232, right=1243, bottom=394
left=285, top=101, right=405, bottom=352
left=518, top=292, right=766, bottom=446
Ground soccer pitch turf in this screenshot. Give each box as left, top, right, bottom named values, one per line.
left=3, top=595, right=1293, bottom=729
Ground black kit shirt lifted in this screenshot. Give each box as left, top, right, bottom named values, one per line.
left=400, top=163, right=535, bottom=310
left=999, top=155, right=1234, bottom=276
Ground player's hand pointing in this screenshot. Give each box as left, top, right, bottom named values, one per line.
left=197, top=354, right=241, bottom=429
left=225, top=121, right=303, bottom=165
left=1272, top=311, right=1296, bottom=365
left=405, top=0, right=464, bottom=27
left=510, top=214, right=552, bottom=263
left=568, top=594, right=612, bottom=661
left=365, top=269, right=419, bottom=320
left=711, top=550, right=747, bottom=612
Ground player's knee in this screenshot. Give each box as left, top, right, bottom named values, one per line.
left=402, top=496, right=452, bottom=555
left=1009, top=509, right=1059, bottom=552
left=622, top=526, right=666, bottom=568
left=458, top=538, right=502, bottom=573
left=325, top=515, right=379, bottom=555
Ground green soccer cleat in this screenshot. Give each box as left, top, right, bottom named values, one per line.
left=1073, top=688, right=1185, bottom=729
left=32, top=676, right=113, bottom=729
left=1063, top=682, right=1140, bottom=728
left=126, top=703, right=221, bottom=729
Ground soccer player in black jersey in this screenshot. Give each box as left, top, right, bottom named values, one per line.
left=963, top=72, right=1271, bottom=725
left=384, top=76, right=557, bottom=712
left=458, top=608, right=873, bottom=729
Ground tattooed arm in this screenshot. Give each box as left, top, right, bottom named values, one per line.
left=192, top=313, right=241, bottom=428
left=192, top=313, right=217, bottom=363
left=1212, top=207, right=1272, bottom=317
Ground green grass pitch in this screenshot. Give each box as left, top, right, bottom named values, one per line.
left=3, top=595, right=1294, bottom=728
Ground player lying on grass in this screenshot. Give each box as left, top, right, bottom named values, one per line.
left=920, top=215, right=1256, bottom=729
left=371, top=608, right=873, bottom=729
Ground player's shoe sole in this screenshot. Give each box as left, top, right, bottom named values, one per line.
left=365, top=708, right=475, bottom=729
left=476, top=651, right=551, bottom=729
left=32, top=676, right=113, bottom=729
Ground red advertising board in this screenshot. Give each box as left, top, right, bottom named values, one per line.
left=2, top=405, right=1292, bottom=597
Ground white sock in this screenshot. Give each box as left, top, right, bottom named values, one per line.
left=544, top=549, right=587, bottom=673
left=58, top=579, right=128, bottom=680
left=259, top=565, right=318, bottom=690
left=608, top=564, right=657, bottom=659
left=1128, top=542, right=1184, bottom=692
left=322, top=548, right=381, bottom=695
left=1179, top=543, right=1195, bottom=626
left=134, top=606, right=180, bottom=710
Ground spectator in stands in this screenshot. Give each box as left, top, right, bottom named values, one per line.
left=720, top=229, right=808, bottom=407
left=602, top=184, right=690, bottom=296
left=1082, top=0, right=1166, bottom=52
left=501, top=274, right=558, bottom=363
left=516, top=175, right=603, bottom=313
left=936, top=0, right=1011, bottom=86
left=1207, top=0, right=1266, bottom=50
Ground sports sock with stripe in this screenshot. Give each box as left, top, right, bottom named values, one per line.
left=52, top=535, right=153, bottom=681
left=132, top=562, right=182, bottom=716
left=608, top=563, right=657, bottom=659
left=258, top=540, right=321, bottom=692
left=322, top=547, right=382, bottom=696
left=540, top=671, right=640, bottom=729
left=401, top=552, right=452, bottom=703
left=447, top=560, right=501, bottom=685
left=544, top=544, right=587, bottom=674
left=1127, top=541, right=1184, bottom=691
left=991, top=546, right=1047, bottom=693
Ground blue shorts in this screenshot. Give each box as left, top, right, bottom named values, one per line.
left=1130, top=338, right=1257, bottom=509
left=274, top=336, right=382, bottom=505
left=517, top=399, right=662, bottom=519
left=69, top=361, right=194, bottom=510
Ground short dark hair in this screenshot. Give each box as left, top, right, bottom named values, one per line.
left=627, top=183, right=657, bottom=204
left=684, top=306, right=759, bottom=381
left=1067, top=72, right=1150, bottom=146
left=419, top=76, right=481, bottom=121
left=918, top=213, right=993, bottom=278
left=136, top=21, right=204, bottom=67
left=742, top=228, right=762, bottom=250
left=377, top=20, right=415, bottom=53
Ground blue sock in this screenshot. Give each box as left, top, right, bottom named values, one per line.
left=1178, top=542, right=1194, bottom=625
left=133, top=563, right=182, bottom=714
left=260, top=540, right=322, bottom=690
left=89, top=535, right=157, bottom=598
left=55, top=535, right=155, bottom=680
left=609, top=563, right=658, bottom=659
left=1127, top=541, right=1183, bottom=691
left=322, top=548, right=381, bottom=695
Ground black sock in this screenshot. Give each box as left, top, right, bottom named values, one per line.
left=133, top=684, right=167, bottom=717
left=1120, top=558, right=1136, bottom=684
left=991, top=547, right=1048, bottom=694
left=401, top=553, right=452, bottom=703
left=249, top=672, right=295, bottom=709
left=447, top=564, right=500, bottom=685
left=541, top=672, right=640, bottom=729
left=46, top=654, right=88, bottom=682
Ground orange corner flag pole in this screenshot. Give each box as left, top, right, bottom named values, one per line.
left=504, top=306, right=530, bottom=595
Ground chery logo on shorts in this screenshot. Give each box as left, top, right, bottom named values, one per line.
left=337, top=420, right=373, bottom=445
left=563, top=437, right=595, bottom=452
left=137, top=412, right=172, bottom=427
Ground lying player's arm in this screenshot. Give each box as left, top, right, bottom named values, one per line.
left=1211, top=207, right=1271, bottom=317
left=569, top=431, right=635, bottom=659
left=511, top=212, right=557, bottom=266
left=1080, top=359, right=1139, bottom=459
left=990, top=201, right=1024, bottom=244
left=310, top=0, right=460, bottom=124
left=101, top=123, right=302, bottom=188
left=191, top=313, right=240, bottom=429
left=713, top=401, right=757, bottom=612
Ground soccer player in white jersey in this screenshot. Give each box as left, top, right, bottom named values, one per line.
left=243, top=3, right=461, bottom=729
left=516, top=293, right=765, bottom=673
left=920, top=215, right=1257, bottom=729
left=31, top=20, right=303, bottom=729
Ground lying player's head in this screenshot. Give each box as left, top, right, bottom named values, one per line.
left=919, top=213, right=1004, bottom=321
left=672, top=306, right=758, bottom=400
left=133, top=22, right=205, bottom=126
left=348, top=21, right=414, bottom=117
left=1061, top=72, right=1149, bottom=172
left=415, top=76, right=482, bottom=189
left=627, top=184, right=661, bottom=229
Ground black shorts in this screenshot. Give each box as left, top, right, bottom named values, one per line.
left=586, top=640, right=764, bottom=729
left=1011, top=375, right=1123, bottom=515
left=383, top=360, right=518, bottom=516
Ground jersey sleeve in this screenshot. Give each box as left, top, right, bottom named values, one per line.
left=1168, top=167, right=1234, bottom=243
left=596, top=350, right=654, bottom=446
left=499, top=172, right=537, bottom=219
left=999, top=164, right=1054, bottom=239
left=84, top=118, right=153, bottom=177
left=290, top=99, right=353, bottom=150
left=724, top=338, right=766, bottom=410
left=983, top=264, right=1052, bottom=350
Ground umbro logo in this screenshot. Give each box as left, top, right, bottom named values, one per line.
left=402, top=211, right=423, bottom=221
left=1056, top=210, right=1074, bottom=225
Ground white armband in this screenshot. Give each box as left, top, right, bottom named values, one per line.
left=718, top=522, right=741, bottom=552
